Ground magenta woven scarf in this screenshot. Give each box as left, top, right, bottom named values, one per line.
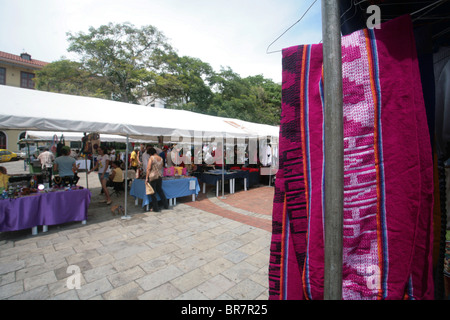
left=268, top=15, right=434, bottom=300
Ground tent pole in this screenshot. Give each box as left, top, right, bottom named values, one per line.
left=85, top=157, right=89, bottom=189
left=83, top=133, right=89, bottom=189
left=221, top=133, right=225, bottom=199
left=322, top=0, right=344, bottom=300
left=121, top=134, right=131, bottom=220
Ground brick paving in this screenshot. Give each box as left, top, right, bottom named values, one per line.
left=0, top=164, right=275, bottom=300
left=186, top=187, right=273, bottom=233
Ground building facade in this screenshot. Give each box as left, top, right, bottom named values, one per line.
left=0, top=51, right=49, bottom=151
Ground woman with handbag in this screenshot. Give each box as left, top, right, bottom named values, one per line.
left=146, top=147, right=168, bottom=212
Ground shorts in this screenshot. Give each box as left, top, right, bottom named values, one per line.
left=98, top=172, right=110, bottom=181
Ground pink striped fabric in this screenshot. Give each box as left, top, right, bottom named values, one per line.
left=268, top=15, right=434, bottom=300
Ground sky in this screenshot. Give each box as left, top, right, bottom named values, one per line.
left=0, top=0, right=323, bottom=84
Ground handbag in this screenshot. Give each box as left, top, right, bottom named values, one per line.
left=145, top=181, right=154, bottom=195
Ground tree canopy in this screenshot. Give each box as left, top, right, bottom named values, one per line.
left=35, top=22, right=281, bottom=126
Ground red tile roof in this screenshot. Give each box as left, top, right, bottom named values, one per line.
left=0, top=51, right=49, bottom=68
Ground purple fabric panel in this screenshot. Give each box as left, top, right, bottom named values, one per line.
left=269, top=14, right=434, bottom=300
left=376, top=15, right=434, bottom=299
left=0, top=195, right=41, bottom=231
left=303, top=43, right=326, bottom=300
left=268, top=45, right=306, bottom=300
left=409, top=28, right=434, bottom=300
left=0, top=189, right=91, bottom=232
left=286, top=226, right=304, bottom=299
left=40, top=189, right=90, bottom=226
left=375, top=17, right=421, bottom=298
left=282, top=45, right=308, bottom=300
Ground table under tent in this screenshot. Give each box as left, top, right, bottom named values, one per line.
left=0, top=84, right=279, bottom=231
left=18, top=130, right=160, bottom=173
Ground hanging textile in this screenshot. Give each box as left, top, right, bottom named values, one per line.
left=268, top=15, right=434, bottom=300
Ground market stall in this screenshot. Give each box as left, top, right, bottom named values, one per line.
left=0, top=84, right=279, bottom=221
left=0, top=186, right=90, bottom=235
left=0, top=85, right=275, bottom=139
left=195, top=168, right=258, bottom=196
left=130, top=176, right=200, bottom=210
left=198, top=169, right=243, bottom=197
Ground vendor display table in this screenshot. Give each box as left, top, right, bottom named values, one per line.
left=198, top=169, right=260, bottom=197
left=243, top=170, right=260, bottom=187
left=0, top=188, right=91, bottom=235
left=260, top=167, right=278, bottom=185
left=199, top=170, right=241, bottom=197
left=130, top=177, right=200, bottom=210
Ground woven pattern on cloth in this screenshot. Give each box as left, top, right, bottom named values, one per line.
left=268, top=15, right=434, bottom=300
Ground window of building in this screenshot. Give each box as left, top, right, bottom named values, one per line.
left=20, top=53, right=31, bottom=61
left=0, top=67, right=5, bottom=85
left=18, top=131, right=27, bottom=150
left=21, top=71, right=35, bottom=89
left=0, top=131, right=6, bottom=149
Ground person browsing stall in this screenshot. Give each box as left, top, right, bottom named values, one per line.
left=130, top=147, right=139, bottom=170
left=53, top=146, right=77, bottom=185
left=109, top=160, right=124, bottom=184
left=37, top=147, right=55, bottom=185
left=88, top=146, right=112, bottom=205
left=146, top=147, right=168, bottom=212
left=142, top=145, right=151, bottom=174
left=159, top=145, right=168, bottom=166
left=38, top=147, right=55, bottom=169
left=0, top=166, right=9, bottom=191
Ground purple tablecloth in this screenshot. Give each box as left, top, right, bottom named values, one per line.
left=0, top=188, right=91, bottom=232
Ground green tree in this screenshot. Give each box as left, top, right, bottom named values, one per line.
left=34, top=59, right=110, bottom=98
left=160, top=55, right=214, bottom=112
left=66, top=22, right=173, bottom=103
left=245, top=75, right=281, bottom=125
left=211, top=67, right=247, bottom=100
left=208, top=70, right=281, bottom=125
left=34, top=21, right=282, bottom=126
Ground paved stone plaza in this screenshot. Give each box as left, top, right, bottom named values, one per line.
left=0, top=161, right=274, bottom=300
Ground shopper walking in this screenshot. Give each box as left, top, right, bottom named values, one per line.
left=146, top=147, right=168, bottom=212
left=88, top=146, right=112, bottom=205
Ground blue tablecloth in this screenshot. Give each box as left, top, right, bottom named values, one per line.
left=130, top=177, right=200, bottom=207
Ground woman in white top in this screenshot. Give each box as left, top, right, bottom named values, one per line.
left=88, top=146, right=112, bottom=205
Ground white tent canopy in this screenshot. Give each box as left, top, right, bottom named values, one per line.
left=0, top=85, right=279, bottom=218
left=24, top=130, right=160, bottom=144
left=0, top=86, right=279, bottom=141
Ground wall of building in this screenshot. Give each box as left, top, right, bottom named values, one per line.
left=0, top=129, right=25, bottom=152
left=2, top=65, right=24, bottom=87
left=0, top=52, right=48, bottom=153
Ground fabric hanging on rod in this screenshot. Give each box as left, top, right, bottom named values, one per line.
left=268, top=15, right=434, bottom=300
